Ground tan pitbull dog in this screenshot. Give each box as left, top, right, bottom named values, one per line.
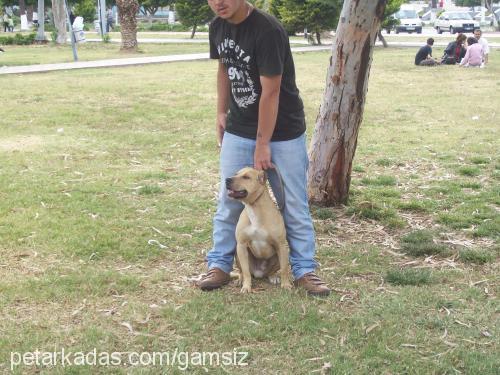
left=226, top=167, right=292, bottom=293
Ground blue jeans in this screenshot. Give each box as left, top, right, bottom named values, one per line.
left=206, top=132, right=317, bottom=280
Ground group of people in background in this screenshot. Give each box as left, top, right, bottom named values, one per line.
left=2, top=12, right=14, bottom=32
left=415, top=29, right=490, bottom=68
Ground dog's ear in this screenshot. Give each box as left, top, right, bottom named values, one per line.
left=258, top=170, right=267, bottom=185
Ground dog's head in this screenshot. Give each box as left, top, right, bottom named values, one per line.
left=225, top=167, right=266, bottom=202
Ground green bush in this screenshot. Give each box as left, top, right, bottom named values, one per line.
left=136, top=22, right=208, bottom=32
left=0, top=33, right=36, bottom=45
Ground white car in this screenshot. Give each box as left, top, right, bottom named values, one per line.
left=435, top=11, right=480, bottom=34
left=393, top=9, right=423, bottom=34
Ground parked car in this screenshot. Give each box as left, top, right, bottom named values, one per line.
left=434, top=11, right=480, bottom=34
left=473, top=13, right=493, bottom=26
left=392, top=8, right=423, bottom=34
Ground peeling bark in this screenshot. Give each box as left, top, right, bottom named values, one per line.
left=307, top=0, right=387, bottom=205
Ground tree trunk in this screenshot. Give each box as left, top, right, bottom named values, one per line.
left=27, top=5, right=34, bottom=23
left=51, top=0, right=67, bottom=44
left=486, top=0, right=500, bottom=30
left=307, top=0, right=387, bottom=205
left=190, top=24, right=197, bottom=39
left=378, top=29, right=388, bottom=48
left=116, top=0, right=139, bottom=51
left=316, top=31, right=321, bottom=45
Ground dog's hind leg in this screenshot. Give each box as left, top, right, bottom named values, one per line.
left=276, top=242, right=292, bottom=290
left=236, top=243, right=252, bottom=293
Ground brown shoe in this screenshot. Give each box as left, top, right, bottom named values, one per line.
left=294, top=272, right=331, bottom=297
left=197, top=268, right=231, bottom=291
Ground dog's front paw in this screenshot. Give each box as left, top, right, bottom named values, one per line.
left=240, top=285, right=252, bottom=294
left=268, top=274, right=281, bottom=285
left=281, top=281, right=293, bottom=290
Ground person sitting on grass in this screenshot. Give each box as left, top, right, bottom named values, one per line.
left=442, top=33, right=467, bottom=65
left=415, top=38, right=440, bottom=66
left=459, top=37, right=484, bottom=68
left=473, top=29, right=489, bottom=66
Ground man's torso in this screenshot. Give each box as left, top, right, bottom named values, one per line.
left=209, top=9, right=305, bottom=141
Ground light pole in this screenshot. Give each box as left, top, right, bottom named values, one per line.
left=64, top=0, right=78, bottom=61
left=97, top=0, right=107, bottom=36
left=35, top=0, right=46, bottom=41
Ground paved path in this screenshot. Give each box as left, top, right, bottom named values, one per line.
left=0, top=46, right=330, bottom=75
left=1, top=41, right=498, bottom=75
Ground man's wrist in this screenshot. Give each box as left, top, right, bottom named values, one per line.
left=256, top=132, right=270, bottom=146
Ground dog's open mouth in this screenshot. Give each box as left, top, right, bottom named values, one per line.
left=227, top=189, right=248, bottom=199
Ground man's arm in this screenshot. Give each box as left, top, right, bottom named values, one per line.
left=484, top=40, right=489, bottom=64
left=216, top=61, right=230, bottom=148
left=254, top=75, right=281, bottom=170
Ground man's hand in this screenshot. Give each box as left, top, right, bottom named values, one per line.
left=216, top=112, right=227, bottom=148
left=254, top=142, right=272, bottom=170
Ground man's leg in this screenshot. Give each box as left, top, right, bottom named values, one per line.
left=269, top=134, right=317, bottom=279
left=269, top=134, right=330, bottom=296
left=204, top=133, right=254, bottom=276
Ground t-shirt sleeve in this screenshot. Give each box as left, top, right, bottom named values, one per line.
left=255, top=28, right=286, bottom=77
left=427, top=46, right=432, bottom=57
left=209, top=23, right=220, bottom=60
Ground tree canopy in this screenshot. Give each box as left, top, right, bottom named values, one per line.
left=138, top=0, right=173, bottom=18
left=176, top=0, right=213, bottom=38
left=271, top=0, right=342, bottom=44
left=381, top=0, right=404, bottom=31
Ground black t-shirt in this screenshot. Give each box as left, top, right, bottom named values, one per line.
left=415, top=45, right=432, bottom=65
left=209, top=9, right=305, bottom=141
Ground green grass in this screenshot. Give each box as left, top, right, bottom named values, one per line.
left=386, top=268, right=434, bottom=286
left=312, top=206, right=336, bottom=220
left=360, top=175, right=397, bottom=186
left=0, top=42, right=208, bottom=66
left=1, top=47, right=499, bottom=374
left=457, top=166, right=482, bottom=177
left=458, top=248, right=496, bottom=264
left=400, top=230, right=448, bottom=257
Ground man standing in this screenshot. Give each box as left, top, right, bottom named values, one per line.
left=414, top=38, right=439, bottom=66
left=198, top=0, right=330, bottom=297
left=474, top=29, right=489, bottom=66
left=2, top=12, right=8, bottom=32
left=106, top=9, right=114, bottom=32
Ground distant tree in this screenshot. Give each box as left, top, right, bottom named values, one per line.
left=176, top=0, right=212, bottom=39
left=71, top=0, right=97, bottom=23
left=51, top=0, right=67, bottom=43
left=138, top=0, right=172, bottom=22
left=378, top=0, right=404, bottom=47
left=275, top=0, right=342, bottom=44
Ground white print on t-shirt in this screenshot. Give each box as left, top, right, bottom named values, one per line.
left=218, top=37, right=258, bottom=108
